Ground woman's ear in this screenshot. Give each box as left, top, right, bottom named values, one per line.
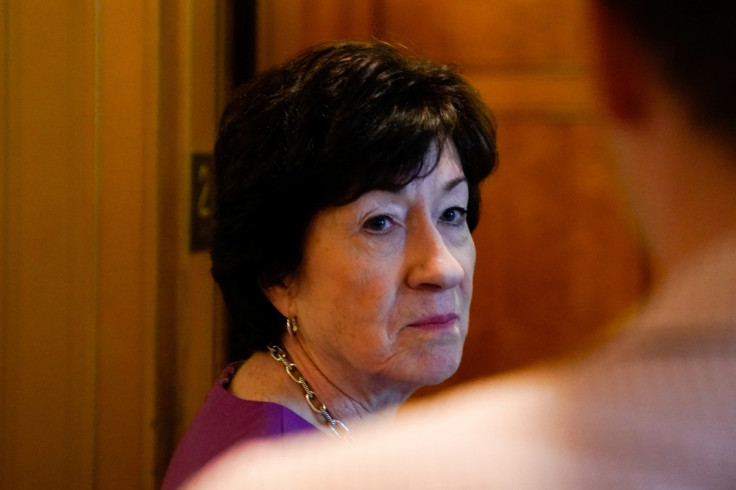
left=262, top=278, right=295, bottom=318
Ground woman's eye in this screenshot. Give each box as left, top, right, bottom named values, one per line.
left=362, top=215, right=393, bottom=233
left=440, top=207, right=468, bottom=225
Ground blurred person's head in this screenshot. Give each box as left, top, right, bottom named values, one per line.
left=597, top=1, right=736, bottom=145
left=591, top=1, right=736, bottom=277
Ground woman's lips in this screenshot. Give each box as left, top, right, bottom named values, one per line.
left=407, top=313, right=459, bottom=330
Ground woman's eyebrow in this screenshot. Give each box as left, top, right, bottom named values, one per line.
left=444, top=176, right=467, bottom=192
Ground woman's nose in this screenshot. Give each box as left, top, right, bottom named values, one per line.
left=405, top=223, right=466, bottom=290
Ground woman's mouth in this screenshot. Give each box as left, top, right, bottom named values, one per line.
left=407, top=313, right=459, bottom=330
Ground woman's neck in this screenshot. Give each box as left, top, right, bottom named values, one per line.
left=230, top=337, right=408, bottom=436
left=280, top=335, right=407, bottom=425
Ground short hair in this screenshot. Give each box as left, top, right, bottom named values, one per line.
left=211, top=41, right=497, bottom=357
left=600, top=0, right=736, bottom=141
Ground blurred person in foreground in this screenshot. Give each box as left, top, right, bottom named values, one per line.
left=161, top=41, right=496, bottom=489
left=183, top=1, right=736, bottom=488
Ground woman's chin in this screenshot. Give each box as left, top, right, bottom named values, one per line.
left=422, top=356, right=462, bottom=386
left=400, top=343, right=464, bottom=388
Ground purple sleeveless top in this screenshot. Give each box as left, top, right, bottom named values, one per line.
left=161, top=363, right=316, bottom=489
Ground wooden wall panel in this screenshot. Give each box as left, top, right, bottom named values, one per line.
left=156, top=0, right=189, bottom=477
left=0, top=0, right=6, bottom=426
left=1, top=2, right=98, bottom=488
left=457, top=121, right=643, bottom=379
left=471, top=71, right=595, bottom=119
left=95, top=1, right=159, bottom=487
left=298, top=0, right=380, bottom=46
left=1, top=0, right=165, bottom=488
left=1, top=0, right=228, bottom=487
left=256, top=0, right=380, bottom=70
left=156, top=0, right=224, bottom=482
left=382, top=0, right=591, bottom=65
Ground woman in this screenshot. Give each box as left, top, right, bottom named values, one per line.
left=163, top=40, right=496, bottom=489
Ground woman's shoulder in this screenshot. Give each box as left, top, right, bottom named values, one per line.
left=161, top=363, right=316, bottom=490
left=208, top=362, right=314, bottom=434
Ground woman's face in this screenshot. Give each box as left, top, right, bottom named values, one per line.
left=280, top=142, right=476, bottom=401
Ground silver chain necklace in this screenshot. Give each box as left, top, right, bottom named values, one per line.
left=267, top=344, right=351, bottom=439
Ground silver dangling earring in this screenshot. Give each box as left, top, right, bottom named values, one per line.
left=286, top=317, right=298, bottom=337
